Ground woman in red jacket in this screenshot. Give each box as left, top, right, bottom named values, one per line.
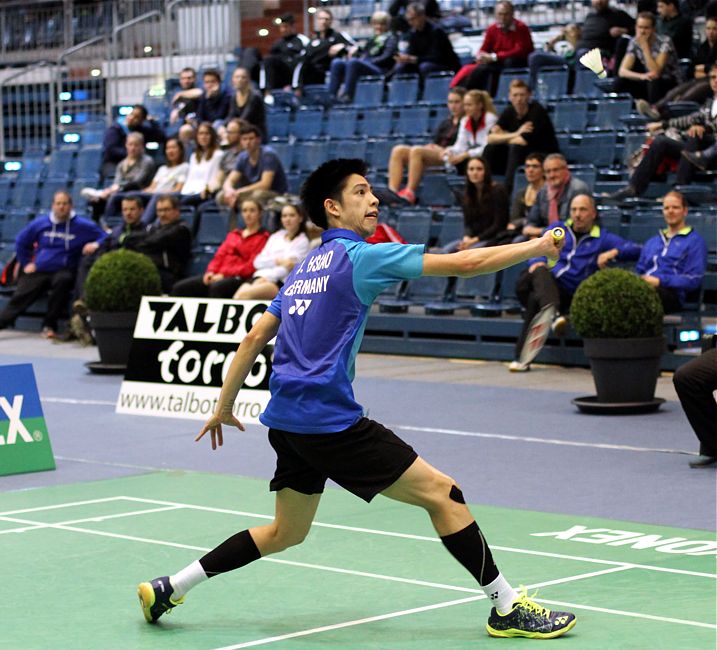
left=171, top=198, right=269, bottom=297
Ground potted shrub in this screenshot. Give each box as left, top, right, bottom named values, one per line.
left=84, top=250, right=161, bottom=372
left=569, top=268, right=666, bottom=414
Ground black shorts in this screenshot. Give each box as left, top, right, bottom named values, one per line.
left=268, top=417, right=418, bottom=502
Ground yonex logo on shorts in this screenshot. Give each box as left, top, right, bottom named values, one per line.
left=288, top=299, right=312, bottom=316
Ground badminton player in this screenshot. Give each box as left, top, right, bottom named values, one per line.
left=138, top=159, right=576, bottom=639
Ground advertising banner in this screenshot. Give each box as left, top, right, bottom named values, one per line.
left=0, top=363, right=56, bottom=476
left=117, top=297, right=273, bottom=423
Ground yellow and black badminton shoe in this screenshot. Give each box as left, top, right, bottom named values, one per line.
left=486, top=588, right=577, bottom=639
left=137, top=576, right=184, bottom=623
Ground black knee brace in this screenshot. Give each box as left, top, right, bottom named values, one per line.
left=449, top=485, right=466, bottom=504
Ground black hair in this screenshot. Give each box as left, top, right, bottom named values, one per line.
left=300, top=158, right=368, bottom=229
left=132, top=104, right=148, bottom=120
left=121, top=194, right=145, bottom=209
left=464, top=155, right=494, bottom=205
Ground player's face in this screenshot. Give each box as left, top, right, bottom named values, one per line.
left=570, top=195, right=596, bottom=233
left=446, top=92, right=464, bottom=117
left=122, top=200, right=143, bottom=225
left=332, top=174, right=379, bottom=238
left=281, top=206, right=302, bottom=235
left=662, top=194, right=687, bottom=229
left=242, top=201, right=262, bottom=229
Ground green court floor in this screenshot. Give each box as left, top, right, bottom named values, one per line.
left=1, top=472, right=714, bottom=649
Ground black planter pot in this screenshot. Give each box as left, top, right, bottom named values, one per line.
left=86, top=310, right=138, bottom=373
left=573, top=337, right=667, bottom=414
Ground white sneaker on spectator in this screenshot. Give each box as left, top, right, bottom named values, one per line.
left=508, top=360, right=530, bottom=372
left=80, top=187, right=103, bottom=202
left=551, top=314, right=569, bottom=337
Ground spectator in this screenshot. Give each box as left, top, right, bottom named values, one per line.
left=259, top=13, right=310, bottom=97
left=101, top=104, right=165, bottom=179
left=615, top=12, right=682, bottom=104
left=637, top=16, right=717, bottom=119
left=495, top=151, right=545, bottom=243
left=656, top=0, right=693, bottom=58
left=483, top=79, right=559, bottom=193
left=136, top=194, right=193, bottom=293
left=180, top=122, right=224, bottom=207
left=328, top=11, right=398, bottom=102
left=673, top=348, right=717, bottom=468
left=523, top=154, right=590, bottom=238
left=213, top=118, right=246, bottom=209
left=392, top=89, right=496, bottom=204
left=528, top=24, right=581, bottom=89
left=135, top=137, right=189, bottom=224
left=225, top=67, right=266, bottom=139
left=443, top=155, right=509, bottom=252
left=0, top=191, right=106, bottom=338
left=388, top=0, right=441, bottom=33
left=391, top=2, right=460, bottom=79
left=171, top=198, right=269, bottom=298
left=83, top=132, right=155, bottom=221
left=294, top=8, right=355, bottom=91
left=609, top=70, right=717, bottom=199
left=451, top=1, right=534, bottom=93
left=234, top=202, right=311, bottom=300
left=602, top=191, right=707, bottom=312
left=169, top=67, right=201, bottom=138
left=509, top=193, right=641, bottom=372
left=576, top=0, right=634, bottom=61
left=178, top=69, right=231, bottom=142
left=222, top=124, right=288, bottom=211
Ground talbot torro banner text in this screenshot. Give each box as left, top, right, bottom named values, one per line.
left=116, top=297, right=273, bottom=423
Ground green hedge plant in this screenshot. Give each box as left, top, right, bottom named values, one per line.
left=85, top=250, right=161, bottom=312
left=570, top=268, right=664, bottom=339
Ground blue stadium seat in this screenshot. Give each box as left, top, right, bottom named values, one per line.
left=495, top=68, right=529, bottom=101
left=694, top=214, right=716, bottom=254
left=195, top=207, right=230, bottom=246
left=325, top=107, right=359, bottom=138
left=393, top=105, right=431, bottom=137
left=302, top=84, right=332, bottom=107
left=378, top=275, right=447, bottom=312
left=536, top=66, right=568, bottom=100
left=0, top=179, right=12, bottom=206
left=290, top=107, right=324, bottom=140
left=568, top=164, right=596, bottom=189
left=567, top=131, right=617, bottom=167
left=553, top=99, right=588, bottom=132
left=353, top=76, right=384, bottom=107
left=422, top=72, right=453, bottom=105
left=621, top=130, right=647, bottom=166
left=1, top=209, right=32, bottom=244
left=39, top=179, right=69, bottom=208
left=266, top=107, right=291, bottom=139
left=266, top=139, right=293, bottom=172
left=71, top=176, right=99, bottom=208
left=417, top=173, right=455, bottom=206
left=76, top=146, right=103, bottom=176
left=395, top=207, right=432, bottom=244
left=10, top=179, right=40, bottom=210
left=597, top=206, right=623, bottom=235
left=573, top=67, right=602, bottom=98
left=293, top=140, right=330, bottom=172
left=358, top=107, right=393, bottom=137
left=435, top=211, right=465, bottom=247
left=47, top=148, right=77, bottom=179
left=387, top=74, right=420, bottom=106
left=331, top=138, right=367, bottom=160
left=429, top=109, right=448, bottom=134
left=367, top=138, right=399, bottom=171
left=591, top=95, right=633, bottom=129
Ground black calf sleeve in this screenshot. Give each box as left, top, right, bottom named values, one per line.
left=199, top=529, right=261, bottom=577
left=440, top=521, right=499, bottom=586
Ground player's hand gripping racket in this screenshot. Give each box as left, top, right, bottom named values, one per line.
left=518, top=228, right=565, bottom=367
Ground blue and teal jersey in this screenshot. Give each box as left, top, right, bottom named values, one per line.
left=260, top=228, right=424, bottom=434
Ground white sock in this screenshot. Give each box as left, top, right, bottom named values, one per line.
left=482, top=573, right=519, bottom=614
left=170, top=560, right=208, bottom=599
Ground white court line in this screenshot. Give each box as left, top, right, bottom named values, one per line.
left=55, top=455, right=172, bottom=472
left=4, top=511, right=714, bottom=635
left=42, top=397, right=115, bottom=406
left=0, top=495, right=125, bottom=517
left=0, top=505, right=181, bottom=535
left=119, top=496, right=717, bottom=580
left=394, top=424, right=697, bottom=456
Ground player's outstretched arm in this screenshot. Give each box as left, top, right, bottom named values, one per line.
left=196, top=311, right=280, bottom=450
left=422, top=229, right=562, bottom=278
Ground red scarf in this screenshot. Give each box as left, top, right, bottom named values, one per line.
left=547, top=170, right=571, bottom=224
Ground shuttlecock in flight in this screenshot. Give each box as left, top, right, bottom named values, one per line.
left=579, top=48, right=607, bottom=78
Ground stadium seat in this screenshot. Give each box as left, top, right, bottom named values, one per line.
left=302, top=84, right=332, bottom=108
left=38, top=179, right=68, bottom=208
left=395, top=207, right=432, bottom=244
left=10, top=179, right=40, bottom=210
left=553, top=99, right=588, bottom=132
left=266, top=139, right=293, bottom=172
left=567, top=131, right=617, bottom=167
left=325, top=107, right=359, bottom=138
left=358, top=106, right=393, bottom=137
left=76, top=146, right=103, bottom=176
left=435, top=211, right=464, bottom=247
left=367, top=138, right=399, bottom=171
left=387, top=74, right=420, bottom=106
left=353, top=76, right=384, bottom=107
left=422, top=72, right=453, bottom=105
left=266, top=107, right=291, bottom=139
left=393, top=105, right=431, bottom=137
left=47, top=148, right=77, bottom=179
left=195, top=207, right=230, bottom=246
left=331, top=138, right=367, bottom=160
left=573, top=67, right=602, bottom=98
left=568, top=164, right=596, bottom=189
left=293, top=139, right=330, bottom=172
left=417, top=173, right=455, bottom=206
left=0, top=179, right=13, bottom=206
left=591, top=95, right=633, bottom=129
left=290, top=107, right=324, bottom=140
left=536, top=65, right=569, bottom=100
left=0, top=209, right=32, bottom=244
left=495, top=68, right=529, bottom=101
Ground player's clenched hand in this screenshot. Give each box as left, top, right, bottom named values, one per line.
left=196, top=410, right=245, bottom=450
left=538, top=229, right=564, bottom=260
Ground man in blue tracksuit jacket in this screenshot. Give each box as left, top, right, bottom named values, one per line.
left=0, top=190, right=106, bottom=336
left=634, top=191, right=707, bottom=313
left=510, top=193, right=642, bottom=370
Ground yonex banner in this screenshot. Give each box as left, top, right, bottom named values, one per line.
left=117, top=297, right=274, bottom=424
left=0, top=363, right=56, bottom=476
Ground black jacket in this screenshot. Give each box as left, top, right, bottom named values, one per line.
left=407, top=21, right=460, bottom=72
left=137, top=219, right=192, bottom=280
left=101, top=120, right=166, bottom=166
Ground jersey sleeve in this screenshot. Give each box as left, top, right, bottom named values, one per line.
left=348, top=242, right=425, bottom=304
left=267, top=288, right=283, bottom=319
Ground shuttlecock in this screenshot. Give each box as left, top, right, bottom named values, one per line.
left=579, top=48, right=607, bottom=78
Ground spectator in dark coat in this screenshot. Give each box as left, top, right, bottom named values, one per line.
left=576, top=0, right=634, bottom=59
left=391, top=3, right=460, bottom=79
left=260, top=13, right=310, bottom=95
left=656, top=0, right=693, bottom=58
left=101, top=104, right=165, bottom=179
left=328, top=11, right=398, bottom=101
left=226, top=67, right=266, bottom=138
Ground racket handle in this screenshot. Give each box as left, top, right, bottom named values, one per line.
left=551, top=227, right=565, bottom=243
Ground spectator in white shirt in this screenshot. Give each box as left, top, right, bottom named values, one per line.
left=139, top=138, right=190, bottom=223
left=233, top=202, right=311, bottom=300
left=181, top=122, right=224, bottom=206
